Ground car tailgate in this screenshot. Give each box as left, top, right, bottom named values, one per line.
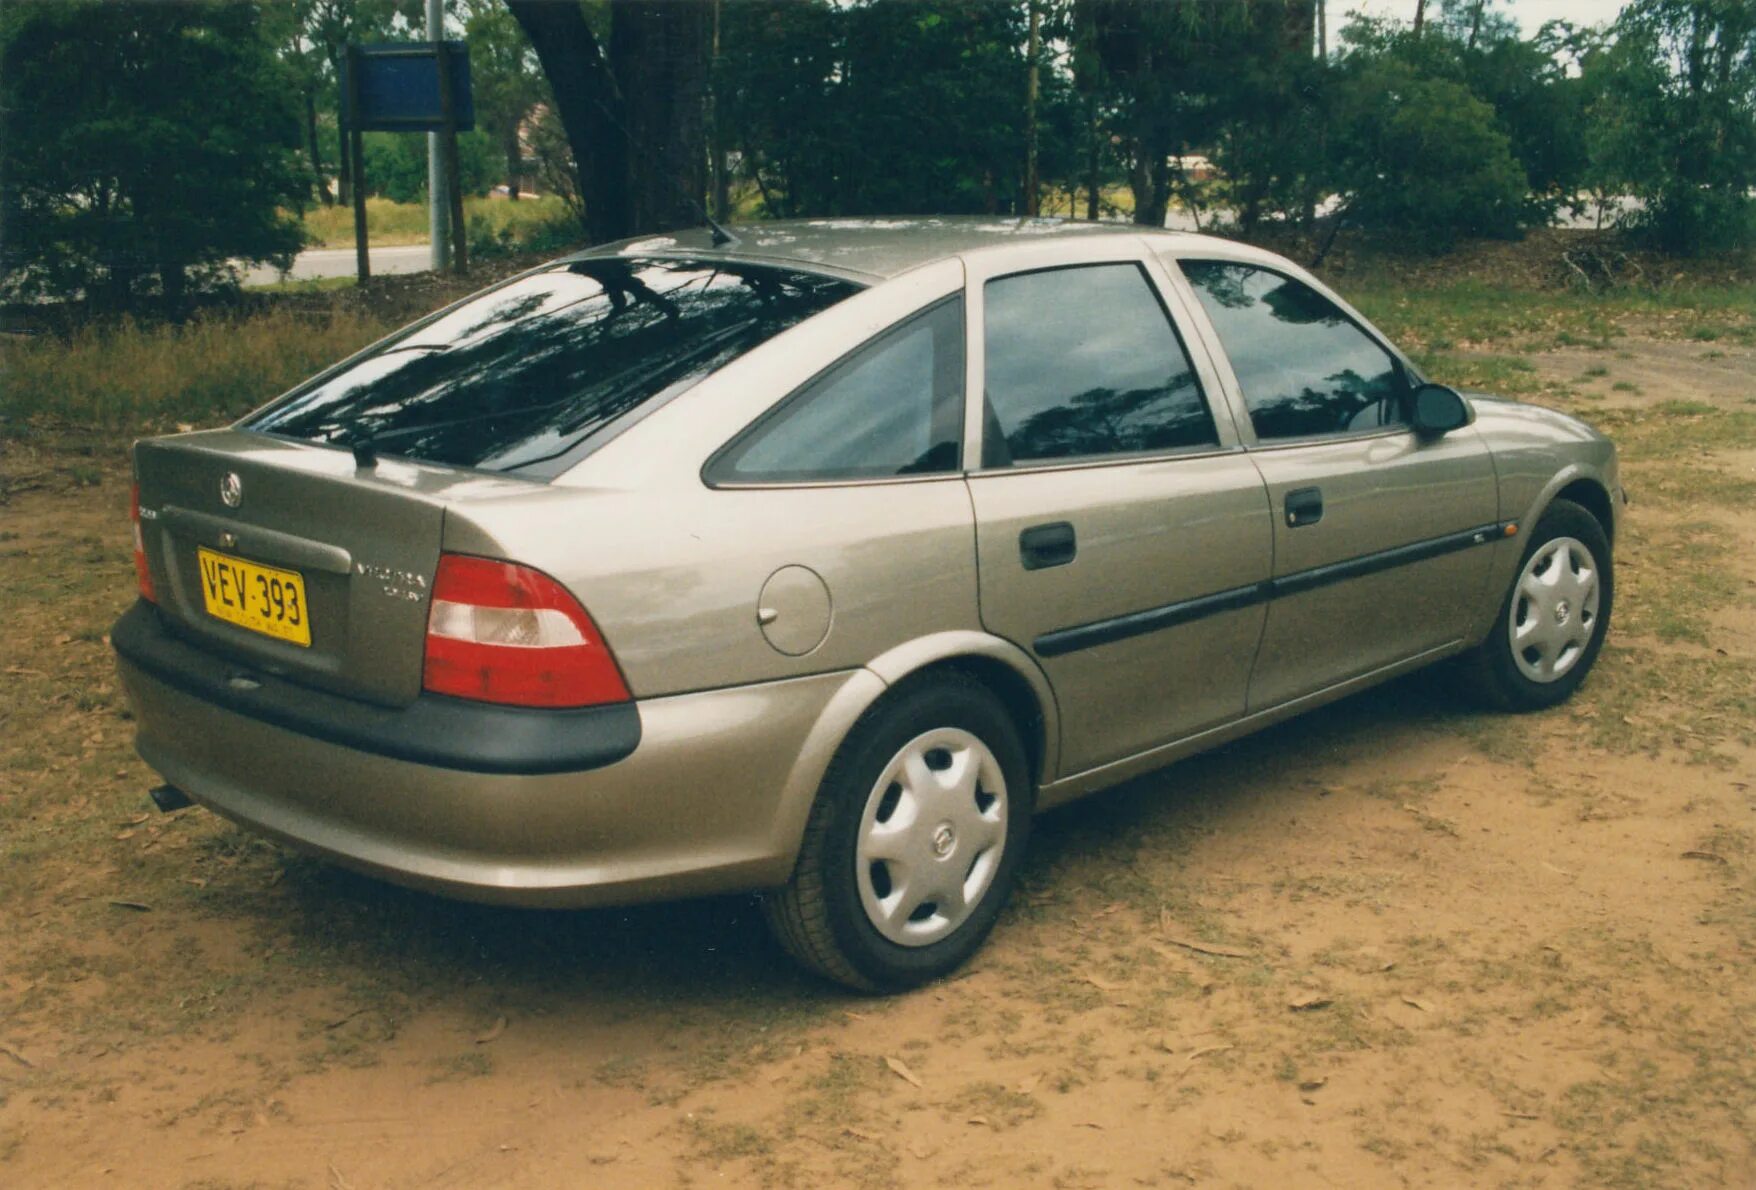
left=134, top=430, right=464, bottom=707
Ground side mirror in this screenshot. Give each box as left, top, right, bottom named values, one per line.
left=1409, top=383, right=1470, bottom=437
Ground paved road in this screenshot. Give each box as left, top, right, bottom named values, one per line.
left=243, top=243, right=433, bottom=287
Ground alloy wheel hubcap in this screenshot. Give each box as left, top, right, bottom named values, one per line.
left=1509, top=536, right=1601, bottom=683
left=855, top=728, right=1008, bottom=947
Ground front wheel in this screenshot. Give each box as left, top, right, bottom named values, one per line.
left=763, top=675, right=1032, bottom=991
left=1460, top=498, right=1613, bottom=711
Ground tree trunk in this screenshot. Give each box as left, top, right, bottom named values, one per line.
left=506, top=0, right=628, bottom=243
left=1086, top=107, right=1100, bottom=220
left=159, top=259, right=187, bottom=317
left=1467, top=0, right=1484, bottom=49
left=1413, top=0, right=1425, bottom=39
left=503, top=123, right=522, bottom=200
left=610, top=1, right=710, bottom=235
left=1317, top=0, right=1327, bottom=59
left=510, top=0, right=711, bottom=242
left=304, top=89, right=331, bottom=205
left=709, top=0, right=730, bottom=221
left=1023, top=0, right=1042, bottom=216
left=1129, top=148, right=1169, bottom=228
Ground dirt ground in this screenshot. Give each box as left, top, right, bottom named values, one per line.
left=2, top=328, right=1753, bottom=1189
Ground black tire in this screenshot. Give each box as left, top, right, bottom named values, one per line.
left=1460, top=498, right=1613, bottom=712
left=762, top=673, right=1033, bottom=992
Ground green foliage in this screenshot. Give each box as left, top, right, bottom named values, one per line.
left=719, top=0, right=1031, bottom=217
left=0, top=0, right=309, bottom=308
left=361, top=129, right=502, bottom=204
left=460, top=0, right=550, bottom=197
left=1586, top=0, right=1756, bottom=254
left=1329, top=59, right=1529, bottom=243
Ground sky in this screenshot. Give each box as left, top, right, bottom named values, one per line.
left=1328, top=0, right=1629, bottom=42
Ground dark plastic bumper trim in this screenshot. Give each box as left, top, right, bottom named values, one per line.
left=111, top=601, right=640, bottom=775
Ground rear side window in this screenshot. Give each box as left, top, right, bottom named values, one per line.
left=246, top=258, right=860, bottom=478
left=982, top=263, right=1217, bottom=467
left=1179, top=260, right=1406, bottom=441
left=709, top=298, right=964, bottom=484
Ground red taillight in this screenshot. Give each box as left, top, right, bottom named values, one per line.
left=130, top=483, right=156, bottom=603
left=422, top=554, right=631, bottom=709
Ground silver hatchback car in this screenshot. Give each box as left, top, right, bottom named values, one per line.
left=115, top=218, right=1620, bottom=989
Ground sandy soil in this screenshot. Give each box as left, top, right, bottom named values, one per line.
left=1, top=334, right=1752, bottom=1189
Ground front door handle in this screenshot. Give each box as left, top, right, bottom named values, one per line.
left=1019, top=521, right=1077, bottom=570
left=1285, top=487, right=1323, bottom=527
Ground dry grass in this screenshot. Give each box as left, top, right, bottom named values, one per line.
left=0, top=306, right=397, bottom=433
left=300, top=194, right=574, bottom=249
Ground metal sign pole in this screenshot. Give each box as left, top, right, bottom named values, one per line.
left=346, top=45, right=370, bottom=283
left=436, top=40, right=467, bottom=275
left=426, top=0, right=448, bottom=273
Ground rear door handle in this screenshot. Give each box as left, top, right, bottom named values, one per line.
left=1019, top=521, right=1077, bottom=570
left=1285, top=487, right=1323, bottom=527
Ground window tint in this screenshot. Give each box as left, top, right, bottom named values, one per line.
left=1179, top=261, right=1406, bottom=441
left=982, top=263, right=1216, bottom=466
left=710, top=298, right=964, bottom=483
left=247, top=258, right=860, bottom=478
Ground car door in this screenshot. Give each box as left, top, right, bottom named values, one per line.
left=1169, top=256, right=1500, bottom=711
left=964, top=240, right=1274, bottom=778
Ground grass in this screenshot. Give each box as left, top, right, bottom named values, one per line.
left=0, top=306, right=397, bottom=433
left=300, top=194, right=574, bottom=250
left=1346, top=277, right=1756, bottom=357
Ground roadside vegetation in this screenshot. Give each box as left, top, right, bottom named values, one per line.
left=299, top=194, right=577, bottom=255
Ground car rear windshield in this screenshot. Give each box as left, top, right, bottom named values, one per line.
left=245, top=257, right=863, bottom=478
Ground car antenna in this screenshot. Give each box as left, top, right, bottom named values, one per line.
left=705, top=212, right=738, bottom=248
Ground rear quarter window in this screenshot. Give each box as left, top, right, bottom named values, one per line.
left=246, top=258, right=861, bottom=479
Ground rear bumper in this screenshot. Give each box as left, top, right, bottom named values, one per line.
left=111, top=602, right=637, bottom=775
left=113, top=601, right=874, bottom=907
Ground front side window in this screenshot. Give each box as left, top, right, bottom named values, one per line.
left=982, top=263, right=1217, bottom=467
left=247, top=258, right=861, bottom=478
left=1179, top=260, right=1406, bottom=441
left=709, top=298, right=964, bottom=484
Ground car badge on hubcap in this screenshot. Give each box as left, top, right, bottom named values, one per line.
left=931, top=823, right=956, bottom=858
left=219, top=471, right=243, bottom=509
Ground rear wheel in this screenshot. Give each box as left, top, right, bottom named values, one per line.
left=763, top=675, right=1032, bottom=991
left=1461, top=498, right=1612, bottom=711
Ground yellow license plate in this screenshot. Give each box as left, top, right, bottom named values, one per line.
left=196, top=547, right=312, bottom=647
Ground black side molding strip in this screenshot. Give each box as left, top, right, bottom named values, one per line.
left=111, top=601, right=640, bottom=775
left=1035, top=580, right=1269, bottom=658
left=1034, top=522, right=1511, bottom=659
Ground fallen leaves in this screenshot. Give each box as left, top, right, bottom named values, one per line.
left=1401, top=996, right=1435, bottom=1014
left=475, top=1016, right=508, bottom=1045
left=106, top=899, right=152, bottom=912
left=884, top=1055, right=923, bottom=1088
left=1682, top=850, right=1728, bottom=865
left=1288, top=992, right=1332, bottom=1012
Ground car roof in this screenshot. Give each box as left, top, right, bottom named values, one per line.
left=573, top=216, right=1274, bottom=283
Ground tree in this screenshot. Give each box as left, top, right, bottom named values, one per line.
left=0, top=0, right=309, bottom=309
left=1328, top=56, right=1528, bottom=244
left=1588, top=0, right=1756, bottom=254
left=506, top=0, right=710, bottom=244
left=1078, top=0, right=1293, bottom=227
left=462, top=0, right=549, bottom=200
left=288, top=0, right=402, bottom=206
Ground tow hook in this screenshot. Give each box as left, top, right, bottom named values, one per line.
left=148, top=784, right=193, bottom=813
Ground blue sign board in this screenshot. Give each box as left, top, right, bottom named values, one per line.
left=344, top=42, right=474, bottom=132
